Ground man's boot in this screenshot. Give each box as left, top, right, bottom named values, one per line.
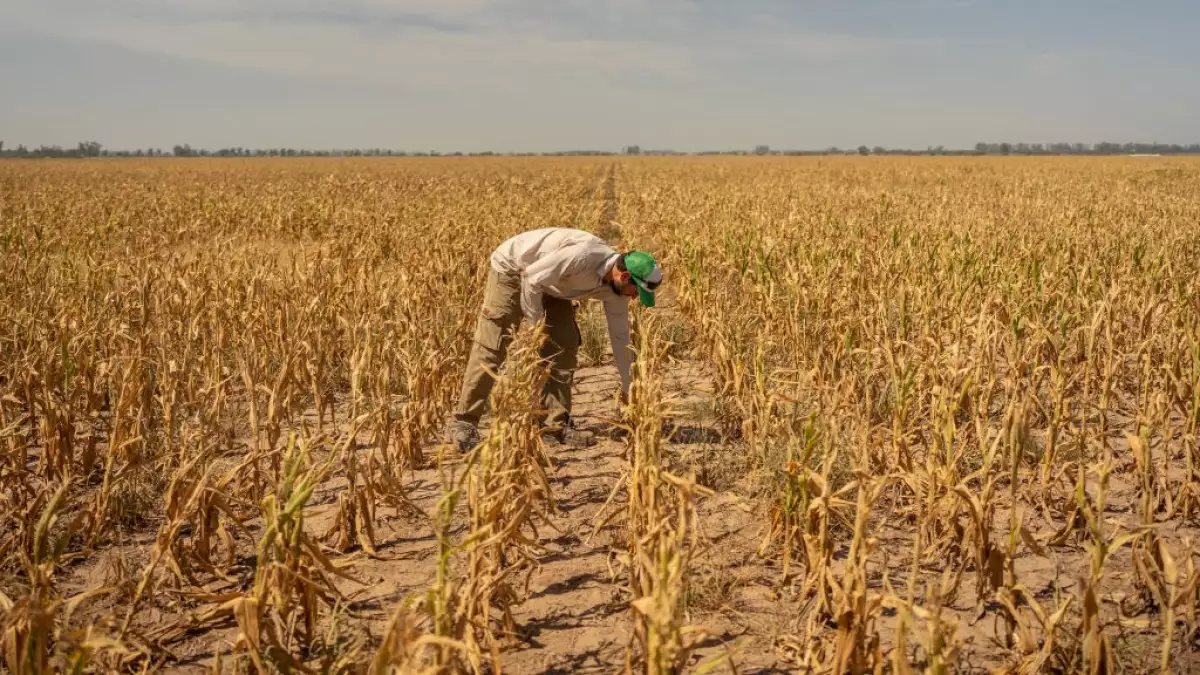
left=445, top=420, right=479, bottom=453
left=543, top=415, right=595, bottom=448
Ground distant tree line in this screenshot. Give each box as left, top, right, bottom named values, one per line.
left=969, top=142, right=1200, bottom=156
left=0, top=141, right=106, bottom=158
left=3, top=139, right=1200, bottom=159
left=0, top=141, right=623, bottom=158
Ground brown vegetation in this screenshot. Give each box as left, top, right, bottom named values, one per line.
left=2, top=156, right=1200, bottom=673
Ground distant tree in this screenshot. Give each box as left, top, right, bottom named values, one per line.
left=36, top=145, right=67, bottom=157
left=873, top=146, right=887, bottom=155
left=624, top=145, right=641, bottom=155
left=754, top=144, right=770, bottom=156
left=77, top=141, right=103, bottom=157
left=856, top=145, right=869, bottom=156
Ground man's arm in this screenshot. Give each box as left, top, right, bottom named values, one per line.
left=603, top=297, right=633, bottom=395
left=520, top=276, right=547, bottom=324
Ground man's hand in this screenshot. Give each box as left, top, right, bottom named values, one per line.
left=612, top=389, right=631, bottom=440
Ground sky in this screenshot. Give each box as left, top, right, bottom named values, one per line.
left=2, top=0, right=1198, bottom=152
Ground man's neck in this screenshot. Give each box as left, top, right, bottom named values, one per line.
left=601, top=252, right=620, bottom=283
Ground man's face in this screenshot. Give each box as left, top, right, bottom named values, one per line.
left=610, top=270, right=639, bottom=298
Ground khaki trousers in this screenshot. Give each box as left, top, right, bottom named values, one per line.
left=453, top=268, right=581, bottom=429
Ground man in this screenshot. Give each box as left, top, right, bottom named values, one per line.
left=446, top=227, right=663, bottom=452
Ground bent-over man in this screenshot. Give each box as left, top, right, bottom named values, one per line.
left=446, top=227, right=663, bottom=451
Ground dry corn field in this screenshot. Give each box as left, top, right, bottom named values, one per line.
left=3, top=156, right=1200, bottom=674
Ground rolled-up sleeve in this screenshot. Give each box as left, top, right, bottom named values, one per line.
left=603, top=298, right=633, bottom=393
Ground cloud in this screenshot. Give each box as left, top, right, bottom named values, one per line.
left=70, top=0, right=485, bottom=32
left=5, top=0, right=913, bottom=93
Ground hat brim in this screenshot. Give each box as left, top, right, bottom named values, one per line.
left=635, top=282, right=656, bottom=308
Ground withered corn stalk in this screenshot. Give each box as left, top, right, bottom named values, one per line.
left=620, top=312, right=718, bottom=675
left=460, top=325, right=557, bottom=658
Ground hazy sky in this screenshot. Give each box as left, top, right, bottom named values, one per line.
left=2, top=0, right=1198, bottom=152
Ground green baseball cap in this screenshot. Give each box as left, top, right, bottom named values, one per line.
left=624, top=251, right=662, bottom=308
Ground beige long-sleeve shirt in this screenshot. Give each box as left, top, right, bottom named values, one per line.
left=491, top=228, right=633, bottom=392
